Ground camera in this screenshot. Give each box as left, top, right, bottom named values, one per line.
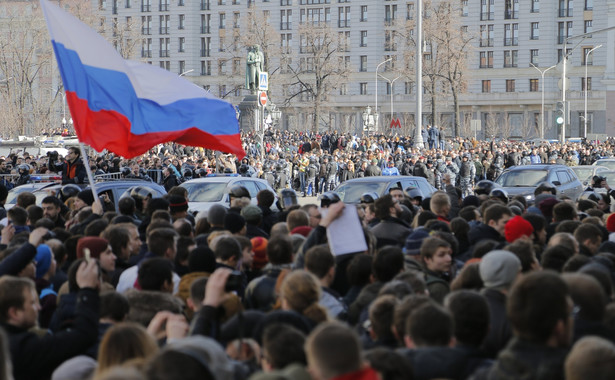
left=224, top=271, right=243, bottom=292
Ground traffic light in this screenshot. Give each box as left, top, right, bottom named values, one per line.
left=555, top=101, right=565, bottom=126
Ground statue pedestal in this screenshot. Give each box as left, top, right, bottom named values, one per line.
left=238, top=94, right=262, bottom=131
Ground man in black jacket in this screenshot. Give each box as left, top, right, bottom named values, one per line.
left=0, top=253, right=100, bottom=380
left=50, top=147, right=86, bottom=185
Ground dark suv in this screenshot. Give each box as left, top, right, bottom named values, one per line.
left=494, top=164, right=583, bottom=202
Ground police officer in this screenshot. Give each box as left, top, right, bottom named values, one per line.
left=458, top=154, right=476, bottom=198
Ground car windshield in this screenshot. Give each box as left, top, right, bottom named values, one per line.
left=335, top=181, right=388, bottom=203
left=571, top=167, right=593, bottom=181
left=596, top=160, right=615, bottom=171
left=495, top=170, right=548, bottom=187
left=182, top=182, right=227, bottom=202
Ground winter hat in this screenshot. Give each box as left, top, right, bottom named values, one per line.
left=165, top=336, right=237, bottom=380
left=34, top=244, right=53, bottom=279
left=77, top=190, right=94, bottom=206
left=188, top=246, right=216, bottom=273
left=461, top=195, right=480, bottom=208
left=251, top=237, right=268, bottom=270
left=168, top=195, right=188, bottom=214
left=505, top=215, right=534, bottom=243
left=51, top=355, right=97, bottom=380
left=479, top=250, right=521, bottom=290
left=76, top=236, right=109, bottom=259
left=241, top=205, right=262, bottom=224
left=224, top=213, right=246, bottom=234
left=606, top=213, right=615, bottom=233
left=403, top=228, right=431, bottom=256
left=538, top=197, right=560, bottom=222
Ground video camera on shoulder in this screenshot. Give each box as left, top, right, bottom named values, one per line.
left=593, top=175, right=606, bottom=188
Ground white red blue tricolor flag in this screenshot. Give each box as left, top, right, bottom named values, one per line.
left=41, top=0, right=245, bottom=159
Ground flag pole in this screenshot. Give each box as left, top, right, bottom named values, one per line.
left=78, top=143, right=99, bottom=205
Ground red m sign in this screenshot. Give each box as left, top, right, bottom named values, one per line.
left=390, top=118, right=401, bottom=128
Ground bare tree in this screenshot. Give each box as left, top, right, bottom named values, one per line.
left=108, top=16, right=144, bottom=59
left=398, top=0, right=473, bottom=137
left=284, top=22, right=350, bottom=132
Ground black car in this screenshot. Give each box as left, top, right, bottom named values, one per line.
left=494, top=164, right=583, bottom=202
left=5, top=179, right=166, bottom=212
left=333, top=176, right=437, bottom=204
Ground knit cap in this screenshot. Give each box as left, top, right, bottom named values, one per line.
left=224, top=213, right=246, bottom=234
left=76, top=236, right=110, bottom=259
left=34, top=244, right=53, bottom=279
left=479, top=250, right=521, bottom=290
left=606, top=213, right=615, bottom=233
left=251, top=237, right=268, bottom=270
left=505, top=215, right=534, bottom=243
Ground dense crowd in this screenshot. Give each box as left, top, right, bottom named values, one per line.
left=3, top=128, right=615, bottom=196
left=0, top=130, right=614, bottom=379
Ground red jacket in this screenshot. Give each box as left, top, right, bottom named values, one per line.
left=332, top=367, right=380, bottom=380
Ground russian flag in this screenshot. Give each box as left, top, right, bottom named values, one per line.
left=41, top=0, right=245, bottom=159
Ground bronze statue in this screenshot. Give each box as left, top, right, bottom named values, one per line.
left=245, top=45, right=264, bottom=92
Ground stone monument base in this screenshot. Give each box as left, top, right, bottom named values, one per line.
left=238, top=94, right=262, bottom=131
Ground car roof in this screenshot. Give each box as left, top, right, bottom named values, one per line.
left=505, top=164, right=570, bottom=171
left=340, top=176, right=428, bottom=183
left=181, top=177, right=269, bottom=185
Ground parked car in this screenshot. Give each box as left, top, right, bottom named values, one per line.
left=333, top=176, right=437, bottom=204
left=180, top=174, right=278, bottom=215
left=571, top=165, right=609, bottom=187
left=494, top=164, right=584, bottom=202
left=5, top=180, right=166, bottom=212
left=593, top=158, right=615, bottom=171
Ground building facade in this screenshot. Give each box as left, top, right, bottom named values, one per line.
left=95, top=0, right=615, bottom=139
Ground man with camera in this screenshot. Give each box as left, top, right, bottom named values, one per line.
left=586, top=175, right=615, bottom=197
left=49, top=147, right=86, bottom=184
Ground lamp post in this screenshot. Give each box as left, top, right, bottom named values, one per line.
left=584, top=44, right=602, bottom=139
left=375, top=58, right=392, bottom=132
left=379, top=74, right=401, bottom=133
left=362, top=106, right=375, bottom=133
left=179, top=69, right=194, bottom=77
left=530, top=63, right=556, bottom=140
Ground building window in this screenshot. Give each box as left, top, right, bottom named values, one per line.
left=219, top=13, right=225, bottom=29
left=179, top=61, right=185, bottom=74
left=461, top=0, right=468, bottom=16
left=582, top=77, right=592, bottom=91
left=504, top=0, right=518, bottom=19
left=179, top=14, right=185, bottom=29
left=178, top=37, right=185, bottom=52
left=407, top=3, right=414, bottom=20
left=532, top=0, right=539, bottom=12
left=583, top=47, right=597, bottom=65
left=219, top=36, right=225, bottom=51
left=481, top=0, right=494, bottom=20
left=405, top=81, right=414, bottom=94
left=567, top=0, right=573, bottom=16
left=219, top=85, right=226, bottom=98
left=506, top=79, right=515, bottom=92
left=530, top=49, right=539, bottom=65
left=360, top=31, right=367, bottom=47
left=529, top=78, right=539, bottom=92
left=531, top=22, right=539, bottom=39
left=281, top=9, right=292, bottom=30
left=339, top=83, right=347, bottom=95
left=479, top=51, right=493, bottom=68
left=504, top=50, right=518, bottom=67
left=585, top=0, right=592, bottom=10
left=360, top=82, right=367, bottom=95
left=360, top=55, right=367, bottom=71
left=558, top=22, right=565, bottom=44
left=482, top=80, right=491, bottom=93
left=338, top=6, right=350, bottom=28
left=361, top=5, right=367, bottom=21
left=585, top=20, right=592, bottom=34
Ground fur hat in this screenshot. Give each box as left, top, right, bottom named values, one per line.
left=505, top=215, right=534, bottom=243
left=479, top=250, right=521, bottom=290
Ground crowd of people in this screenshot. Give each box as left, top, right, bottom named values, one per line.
left=0, top=130, right=613, bottom=379
left=2, top=129, right=615, bottom=195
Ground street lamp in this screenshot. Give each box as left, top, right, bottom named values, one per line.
left=530, top=63, right=556, bottom=140
left=362, top=106, right=375, bottom=133
left=179, top=69, right=194, bottom=77
left=375, top=58, right=392, bottom=132
left=379, top=74, right=401, bottom=132
left=584, top=44, right=602, bottom=139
